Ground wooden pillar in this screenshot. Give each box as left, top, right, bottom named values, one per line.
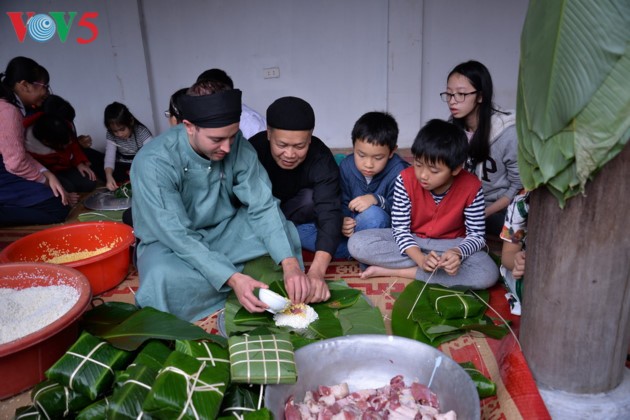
left=521, top=141, right=630, bottom=393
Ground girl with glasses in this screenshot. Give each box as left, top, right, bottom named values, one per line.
left=441, top=60, right=522, bottom=236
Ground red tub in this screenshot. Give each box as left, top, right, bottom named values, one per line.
left=0, top=263, right=91, bottom=399
left=0, top=221, right=135, bottom=295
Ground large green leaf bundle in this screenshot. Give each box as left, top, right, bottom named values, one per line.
left=517, top=0, right=630, bottom=206
left=391, top=281, right=508, bottom=347
left=224, top=256, right=385, bottom=347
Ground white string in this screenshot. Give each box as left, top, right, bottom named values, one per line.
left=122, top=379, right=152, bottom=390
left=159, top=363, right=225, bottom=420
left=198, top=341, right=230, bottom=366
left=470, top=290, right=521, bottom=350
left=67, top=342, right=112, bottom=389
left=406, top=267, right=439, bottom=320
left=257, top=385, right=264, bottom=410
left=434, top=293, right=470, bottom=318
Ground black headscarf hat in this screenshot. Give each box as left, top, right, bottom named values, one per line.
left=178, top=89, right=242, bottom=128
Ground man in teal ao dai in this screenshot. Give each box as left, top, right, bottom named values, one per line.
left=130, top=79, right=311, bottom=321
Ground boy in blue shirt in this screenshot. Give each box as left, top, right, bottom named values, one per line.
left=338, top=111, right=409, bottom=258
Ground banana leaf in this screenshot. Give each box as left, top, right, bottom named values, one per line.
left=233, top=300, right=342, bottom=340
left=427, top=286, right=487, bottom=319
left=301, top=304, right=342, bottom=339
left=391, top=281, right=444, bottom=345
left=333, top=298, right=384, bottom=335
left=218, top=407, right=272, bottom=420
left=108, top=364, right=158, bottom=419
left=76, top=398, right=110, bottom=420
left=227, top=282, right=384, bottom=342
left=417, top=316, right=509, bottom=342
left=115, top=340, right=172, bottom=386
left=392, top=281, right=506, bottom=346
left=517, top=0, right=630, bottom=205
left=143, top=351, right=229, bottom=420
left=80, top=302, right=139, bottom=336
left=268, top=278, right=362, bottom=309
left=14, top=405, right=42, bottom=420
left=234, top=308, right=274, bottom=326
left=242, top=408, right=273, bottom=420
left=84, top=305, right=226, bottom=351
left=459, top=362, right=497, bottom=398
left=218, top=383, right=262, bottom=418
left=46, top=332, right=134, bottom=400
left=30, top=379, right=92, bottom=418
left=175, top=339, right=231, bottom=387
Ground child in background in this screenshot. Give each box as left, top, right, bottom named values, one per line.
left=25, top=113, right=97, bottom=195
left=103, top=102, right=152, bottom=191
left=348, top=119, right=498, bottom=289
left=338, top=111, right=409, bottom=257
left=500, top=189, right=529, bottom=315
left=40, top=95, right=106, bottom=181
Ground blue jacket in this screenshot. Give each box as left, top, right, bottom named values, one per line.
left=339, top=153, right=409, bottom=217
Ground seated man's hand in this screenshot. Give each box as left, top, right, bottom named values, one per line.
left=226, top=272, right=269, bottom=313
left=305, top=274, right=330, bottom=304
left=348, top=194, right=377, bottom=213
left=342, top=217, right=356, bottom=238
left=281, top=257, right=310, bottom=304
left=305, top=251, right=332, bottom=303
left=439, top=248, right=462, bottom=276
left=513, top=251, right=526, bottom=279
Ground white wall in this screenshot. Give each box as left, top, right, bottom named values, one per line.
left=420, top=0, right=529, bottom=126
left=0, top=0, right=528, bottom=149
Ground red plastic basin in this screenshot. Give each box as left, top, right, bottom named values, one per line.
left=0, top=263, right=91, bottom=399
left=0, top=221, right=135, bottom=295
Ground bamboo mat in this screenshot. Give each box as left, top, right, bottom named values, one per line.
left=0, top=251, right=550, bottom=419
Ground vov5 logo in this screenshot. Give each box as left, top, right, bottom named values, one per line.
left=7, top=12, right=99, bottom=44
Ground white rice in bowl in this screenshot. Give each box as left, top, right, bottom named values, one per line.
left=0, top=285, right=79, bottom=345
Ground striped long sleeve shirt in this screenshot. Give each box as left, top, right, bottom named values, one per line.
left=391, top=175, right=486, bottom=259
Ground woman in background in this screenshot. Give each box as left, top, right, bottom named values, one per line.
left=0, top=56, right=70, bottom=226
left=441, top=60, right=522, bottom=236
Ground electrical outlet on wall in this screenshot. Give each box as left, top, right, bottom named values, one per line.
left=263, top=67, right=280, bottom=79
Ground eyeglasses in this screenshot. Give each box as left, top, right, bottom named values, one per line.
left=164, top=110, right=171, bottom=118
left=32, top=82, right=52, bottom=94
left=439, top=91, right=478, bottom=103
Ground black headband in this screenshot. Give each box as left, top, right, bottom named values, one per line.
left=179, top=89, right=242, bottom=128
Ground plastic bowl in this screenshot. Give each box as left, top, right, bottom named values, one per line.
left=265, top=335, right=480, bottom=419
left=0, top=263, right=92, bottom=399
left=0, top=221, right=135, bottom=295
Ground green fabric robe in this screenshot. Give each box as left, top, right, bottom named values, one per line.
left=130, top=125, right=302, bottom=321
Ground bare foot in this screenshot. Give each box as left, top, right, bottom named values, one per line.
left=360, top=265, right=418, bottom=280
left=361, top=265, right=392, bottom=279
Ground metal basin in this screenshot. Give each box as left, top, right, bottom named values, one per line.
left=265, top=335, right=480, bottom=419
